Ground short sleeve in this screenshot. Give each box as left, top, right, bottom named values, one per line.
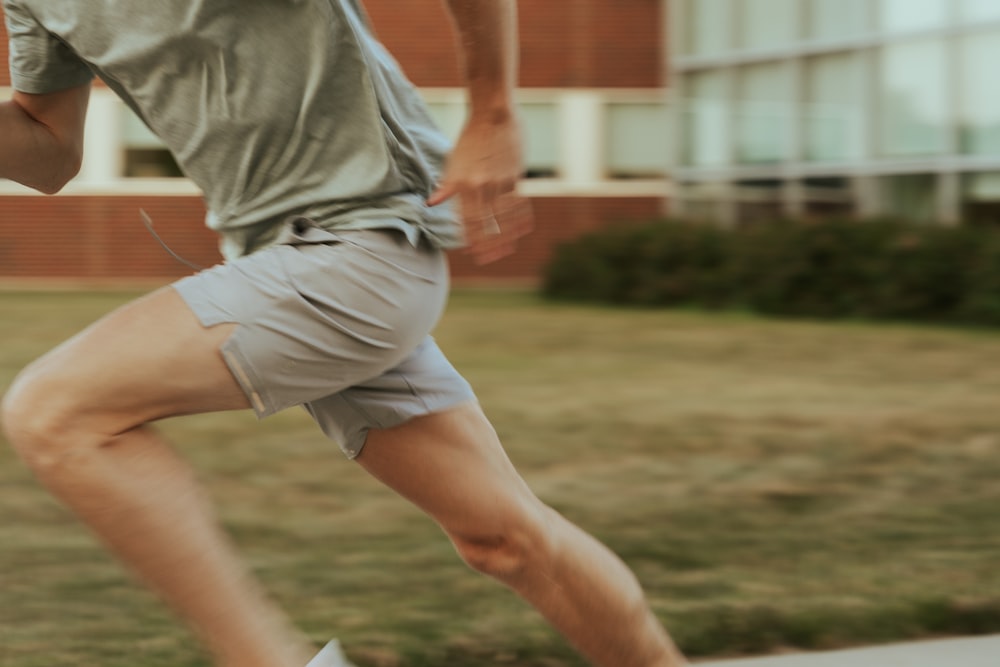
left=4, top=0, right=94, bottom=93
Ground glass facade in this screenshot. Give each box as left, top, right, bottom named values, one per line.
left=960, top=0, right=1000, bottom=21
left=739, top=0, right=798, bottom=50
left=880, top=0, right=949, bottom=33
left=807, top=0, right=870, bottom=41
left=879, top=39, right=949, bottom=156
left=674, top=0, right=1000, bottom=225
left=686, top=0, right=732, bottom=55
left=684, top=71, right=730, bottom=167
left=959, top=31, right=1000, bottom=156
left=805, top=53, right=863, bottom=161
left=736, top=63, right=793, bottom=163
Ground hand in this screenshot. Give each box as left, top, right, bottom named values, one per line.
left=427, top=112, right=533, bottom=265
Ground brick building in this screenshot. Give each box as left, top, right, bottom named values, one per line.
left=0, top=1, right=669, bottom=284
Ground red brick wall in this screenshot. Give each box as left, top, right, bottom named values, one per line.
left=0, top=196, right=664, bottom=283
left=0, top=197, right=218, bottom=279
left=1, top=1, right=665, bottom=89
left=364, top=0, right=665, bottom=88
left=1, top=2, right=667, bottom=283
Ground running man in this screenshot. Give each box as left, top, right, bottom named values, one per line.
left=0, top=1, right=687, bottom=665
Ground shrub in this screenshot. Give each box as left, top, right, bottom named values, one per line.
left=543, top=220, right=732, bottom=308
left=957, top=232, right=1000, bottom=325
left=731, top=220, right=896, bottom=318
left=542, top=218, right=1000, bottom=326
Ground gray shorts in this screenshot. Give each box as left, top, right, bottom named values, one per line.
left=172, top=220, right=475, bottom=458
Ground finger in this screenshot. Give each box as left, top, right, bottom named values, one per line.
left=492, top=194, right=534, bottom=240
left=427, top=181, right=458, bottom=207
left=461, top=191, right=532, bottom=264
left=467, top=213, right=522, bottom=265
left=460, top=187, right=492, bottom=250
left=465, top=218, right=507, bottom=263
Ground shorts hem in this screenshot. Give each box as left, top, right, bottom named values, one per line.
left=221, top=340, right=276, bottom=418
left=171, top=282, right=277, bottom=418
left=345, top=390, right=478, bottom=460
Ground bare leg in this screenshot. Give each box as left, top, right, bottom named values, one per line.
left=358, top=402, right=687, bottom=667
left=1, top=288, right=314, bottom=667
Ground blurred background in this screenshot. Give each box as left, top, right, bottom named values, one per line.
left=673, top=0, right=1000, bottom=227
left=4, top=3, right=1000, bottom=666
left=0, top=0, right=667, bottom=284
left=2, top=1, right=999, bottom=286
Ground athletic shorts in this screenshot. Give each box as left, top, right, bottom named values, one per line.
left=172, top=219, right=476, bottom=458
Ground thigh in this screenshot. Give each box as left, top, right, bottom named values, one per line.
left=356, top=402, right=541, bottom=538
left=9, top=286, right=249, bottom=435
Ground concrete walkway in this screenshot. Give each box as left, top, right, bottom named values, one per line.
left=697, top=635, right=1000, bottom=667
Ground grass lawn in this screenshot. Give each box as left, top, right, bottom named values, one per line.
left=2, top=288, right=1000, bottom=666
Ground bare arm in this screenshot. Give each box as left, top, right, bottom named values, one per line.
left=440, top=0, right=518, bottom=119
left=0, top=83, right=91, bottom=194
left=429, top=0, right=532, bottom=264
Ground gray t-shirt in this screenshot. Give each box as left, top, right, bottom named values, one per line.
left=4, top=0, right=463, bottom=258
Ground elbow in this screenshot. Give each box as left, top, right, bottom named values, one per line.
left=36, top=178, right=69, bottom=196
left=36, top=149, right=82, bottom=195
left=42, top=173, right=79, bottom=196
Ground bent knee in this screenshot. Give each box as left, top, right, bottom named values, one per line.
left=1, top=365, right=93, bottom=470
left=449, top=505, right=557, bottom=582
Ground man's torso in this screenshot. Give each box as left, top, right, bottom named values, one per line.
left=4, top=0, right=462, bottom=256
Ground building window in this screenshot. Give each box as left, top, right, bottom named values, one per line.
left=879, top=39, right=949, bottom=157
left=425, top=99, right=560, bottom=178
left=806, top=0, right=870, bottom=41
left=805, top=53, right=864, bottom=162
left=963, top=172, right=1000, bottom=226
left=959, top=0, right=1000, bottom=22
left=685, top=0, right=732, bottom=56
left=738, top=0, right=799, bottom=51
left=959, top=31, right=1000, bottom=156
left=605, top=103, right=669, bottom=179
left=423, top=100, right=467, bottom=140
left=683, top=71, right=730, bottom=167
left=122, top=110, right=182, bottom=178
left=880, top=0, right=950, bottom=33
left=518, top=103, right=560, bottom=178
left=736, top=62, right=793, bottom=164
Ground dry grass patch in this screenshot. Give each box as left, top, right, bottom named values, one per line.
left=1, top=289, right=999, bottom=665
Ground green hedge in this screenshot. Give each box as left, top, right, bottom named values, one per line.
left=542, top=219, right=1000, bottom=326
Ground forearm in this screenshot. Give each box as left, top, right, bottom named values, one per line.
left=0, top=98, right=82, bottom=194
left=430, top=0, right=530, bottom=264
left=442, top=0, right=519, bottom=118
